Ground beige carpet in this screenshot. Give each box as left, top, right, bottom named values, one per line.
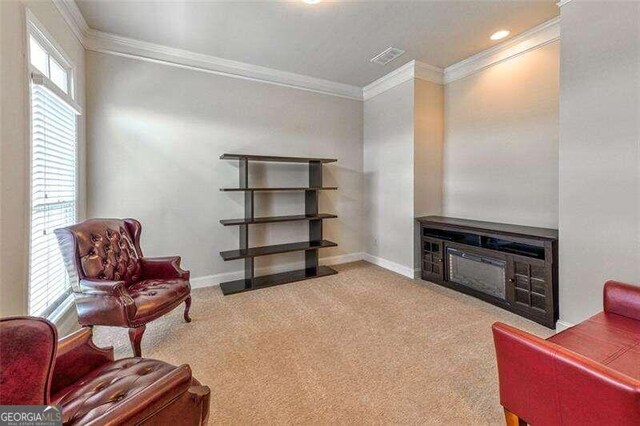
left=94, top=261, right=552, bottom=425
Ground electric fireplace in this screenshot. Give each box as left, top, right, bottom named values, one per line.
left=447, top=248, right=506, bottom=300
left=416, top=216, right=559, bottom=329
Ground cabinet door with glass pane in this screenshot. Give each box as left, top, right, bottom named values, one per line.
left=507, top=256, right=552, bottom=321
left=421, top=237, right=444, bottom=283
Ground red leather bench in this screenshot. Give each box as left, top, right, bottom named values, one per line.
left=493, top=280, right=640, bottom=425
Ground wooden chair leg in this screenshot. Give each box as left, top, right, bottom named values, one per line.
left=184, top=296, right=192, bottom=323
left=129, top=325, right=146, bottom=357
left=504, top=409, right=526, bottom=426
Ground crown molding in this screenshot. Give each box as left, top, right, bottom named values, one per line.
left=444, top=16, right=560, bottom=84
left=52, top=0, right=362, bottom=100
left=556, top=0, right=573, bottom=7
left=414, top=61, right=445, bottom=85
left=52, top=0, right=90, bottom=44
left=84, top=29, right=363, bottom=100
left=361, top=16, right=560, bottom=101
left=363, top=61, right=416, bottom=101
left=363, top=60, right=444, bottom=101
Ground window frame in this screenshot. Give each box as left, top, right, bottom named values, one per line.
left=27, top=11, right=79, bottom=111
left=26, top=9, right=81, bottom=319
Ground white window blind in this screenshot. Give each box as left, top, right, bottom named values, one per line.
left=29, top=82, right=77, bottom=317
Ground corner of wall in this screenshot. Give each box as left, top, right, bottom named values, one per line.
left=412, top=78, right=445, bottom=269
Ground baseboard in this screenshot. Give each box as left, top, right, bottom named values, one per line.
left=190, top=271, right=241, bottom=289
left=321, top=251, right=365, bottom=266
left=362, top=254, right=414, bottom=279
left=414, top=267, right=421, bottom=279
left=190, top=252, right=365, bottom=289
left=555, top=320, right=574, bottom=332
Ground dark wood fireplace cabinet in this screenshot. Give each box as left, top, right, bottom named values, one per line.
left=219, top=154, right=338, bottom=295
left=416, top=216, right=558, bottom=328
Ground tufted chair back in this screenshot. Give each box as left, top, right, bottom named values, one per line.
left=0, top=317, right=57, bottom=405
left=55, top=218, right=144, bottom=290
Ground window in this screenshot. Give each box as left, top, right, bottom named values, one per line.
left=27, top=15, right=80, bottom=317
left=28, top=33, right=71, bottom=95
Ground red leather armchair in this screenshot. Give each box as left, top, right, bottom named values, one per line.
left=493, top=280, right=640, bottom=425
left=0, top=316, right=210, bottom=425
left=55, top=218, right=192, bottom=356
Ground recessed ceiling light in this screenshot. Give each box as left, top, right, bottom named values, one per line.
left=490, top=30, right=510, bottom=41
left=302, top=0, right=321, bottom=4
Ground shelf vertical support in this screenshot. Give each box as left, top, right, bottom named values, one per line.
left=239, top=158, right=254, bottom=286
left=306, top=161, right=322, bottom=273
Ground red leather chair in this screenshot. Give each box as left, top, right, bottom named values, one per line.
left=493, top=280, right=640, bottom=425
left=0, top=316, right=210, bottom=425
left=55, top=218, right=192, bottom=356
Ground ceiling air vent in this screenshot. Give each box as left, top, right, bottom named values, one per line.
left=370, top=47, right=405, bottom=65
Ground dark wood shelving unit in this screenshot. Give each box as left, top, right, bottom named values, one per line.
left=219, top=153, right=338, bottom=295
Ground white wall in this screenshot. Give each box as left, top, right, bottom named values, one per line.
left=414, top=79, right=444, bottom=218
left=86, top=51, right=364, bottom=282
left=443, top=41, right=560, bottom=228
left=374, top=42, right=559, bottom=278
left=362, top=76, right=444, bottom=276
left=0, top=0, right=86, bottom=317
left=363, top=79, right=415, bottom=274
left=413, top=79, right=444, bottom=270
left=559, top=1, right=640, bottom=324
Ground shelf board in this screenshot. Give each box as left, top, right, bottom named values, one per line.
left=220, top=153, right=337, bottom=163
left=220, top=265, right=338, bottom=295
left=220, top=240, right=337, bottom=261
left=220, top=187, right=337, bottom=192
left=416, top=215, right=558, bottom=241
left=220, top=214, right=337, bottom=226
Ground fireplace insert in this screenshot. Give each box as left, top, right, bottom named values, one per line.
left=447, top=248, right=506, bottom=300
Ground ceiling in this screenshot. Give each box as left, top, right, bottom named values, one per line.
left=75, top=1, right=559, bottom=87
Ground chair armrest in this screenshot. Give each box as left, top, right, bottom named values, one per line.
left=80, top=278, right=128, bottom=296
left=75, top=279, right=136, bottom=327
left=140, top=256, right=190, bottom=280
left=604, top=280, right=640, bottom=321
left=492, top=322, right=640, bottom=425
left=89, top=364, right=195, bottom=425
left=51, top=327, right=114, bottom=397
